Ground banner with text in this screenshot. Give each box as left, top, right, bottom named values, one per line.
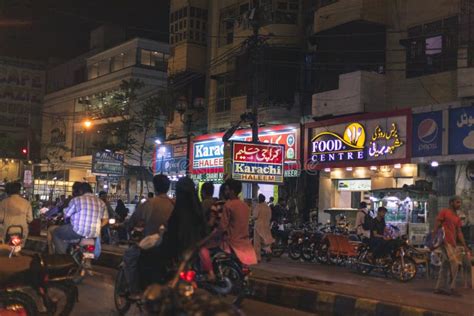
left=190, top=124, right=300, bottom=182
left=231, top=141, right=285, bottom=184
left=92, top=151, right=124, bottom=175
left=305, top=112, right=410, bottom=170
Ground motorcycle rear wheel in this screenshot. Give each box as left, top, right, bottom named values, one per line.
left=391, top=257, right=417, bottom=282
left=301, top=243, right=315, bottom=262
left=315, top=242, right=329, bottom=264
left=355, top=250, right=373, bottom=275
left=0, top=291, right=38, bottom=316
left=47, top=281, right=77, bottom=316
left=114, top=267, right=132, bottom=315
left=288, top=244, right=302, bottom=260
left=219, top=263, right=246, bottom=307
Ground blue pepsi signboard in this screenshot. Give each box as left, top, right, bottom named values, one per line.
left=412, top=111, right=443, bottom=157
left=449, top=106, right=474, bottom=155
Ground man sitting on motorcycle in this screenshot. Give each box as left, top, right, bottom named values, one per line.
left=52, top=183, right=108, bottom=254
left=123, top=175, right=174, bottom=299
left=219, top=179, right=257, bottom=266
left=370, top=206, right=389, bottom=260
left=0, top=182, right=33, bottom=245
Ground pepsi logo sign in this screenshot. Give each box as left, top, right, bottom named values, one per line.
left=417, top=118, right=438, bottom=144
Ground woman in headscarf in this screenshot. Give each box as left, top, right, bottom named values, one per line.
left=161, top=177, right=208, bottom=259
left=140, top=177, right=208, bottom=285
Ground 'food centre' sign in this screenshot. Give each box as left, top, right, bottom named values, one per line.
left=305, top=111, right=411, bottom=170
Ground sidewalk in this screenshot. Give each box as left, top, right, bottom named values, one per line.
left=25, top=237, right=473, bottom=315
left=250, top=258, right=473, bottom=316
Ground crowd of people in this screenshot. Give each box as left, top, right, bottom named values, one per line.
left=0, top=178, right=470, bottom=297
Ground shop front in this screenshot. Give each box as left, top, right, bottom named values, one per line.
left=190, top=124, right=300, bottom=200
left=412, top=104, right=474, bottom=243
left=153, top=139, right=188, bottom=197
left=304, top=110, right=421, bottom=235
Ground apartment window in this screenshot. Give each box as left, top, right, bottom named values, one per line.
left=274, top=0, right=298, bottom=24
left=219, top=5, right=238, bottom=47
left=170, top=6, right=207, bottom=45
left=98, top=60, right=110, bottom=76
left=405, top=16, right=458, bottom=78
left=88, top=63, right=99, bottom=79
left=140, top=49, right=168, bottom=71
left=111, top=55, right=122, bottom=71
left=216, top=75, right=232, bottom=112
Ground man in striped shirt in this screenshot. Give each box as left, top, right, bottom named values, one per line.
left=52, top=183, right=108, bottom=254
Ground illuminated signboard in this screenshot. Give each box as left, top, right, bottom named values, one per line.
left=311, top=122, right=366, bottom=163
left=231, top=141, right=285, bottom=184
left=190, top=125, right=300, bottom=181
left=306, top=113, right=409, bottom=169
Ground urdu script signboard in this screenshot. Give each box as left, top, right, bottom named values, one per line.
left=231, top=141, right=285, bottom=184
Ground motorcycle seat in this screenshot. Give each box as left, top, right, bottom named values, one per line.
left=0, top=255, right=42, bottom=287
left=42, top=254, right=77, bottom=279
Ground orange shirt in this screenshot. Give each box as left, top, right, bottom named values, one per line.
left=436, top=208, right=462, bottom=247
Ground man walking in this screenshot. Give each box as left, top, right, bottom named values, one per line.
left=433, top=196, right=470, bottom=296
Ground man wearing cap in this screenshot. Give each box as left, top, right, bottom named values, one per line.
left=433, top=196, right=470, bottom=296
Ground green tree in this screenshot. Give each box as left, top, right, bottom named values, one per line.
left=94, top=79, right=175, bottom=197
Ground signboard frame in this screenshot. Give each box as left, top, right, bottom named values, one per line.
left=231, top=141, right=285, bottom=184
left=304, top=109, right=412, bottom=170
left=190, top=124, right=300, bottom=182
left=91, top=150, right=125, bottom=176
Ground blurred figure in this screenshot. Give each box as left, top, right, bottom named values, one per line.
left=99, top=191, right=116, bottom=219
left=201, top=182, right=215, bottom=222
left=271, top=198, right=287, bottom=223
left=268, top=196, right=275, bottom=208
left=0, top=182, right=33, bottom=244
left=253, top=194, right=274, bottom=262
left=115, top=199, right=129, bottom=223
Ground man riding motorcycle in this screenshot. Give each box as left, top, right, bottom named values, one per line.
left=52, top=182, right=108, bottom=254
left=123, top=174, right=174, bottom=299
left=0, top=182, right=33, bottom=245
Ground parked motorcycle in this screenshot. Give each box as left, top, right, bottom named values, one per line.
left=355, top=238, right=417, bottom=282
left=1, top=225, right=78, bottom=316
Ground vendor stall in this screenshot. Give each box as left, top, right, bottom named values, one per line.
left=370, top=188, right=436, bottom=245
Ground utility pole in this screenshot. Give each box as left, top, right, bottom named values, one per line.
left=248, top=4, right=266, bottom=200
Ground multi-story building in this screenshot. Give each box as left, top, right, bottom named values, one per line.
left=0, top=56, right=45, bottom=184
left=306, top=0, right=473, bottom=239
left=39, top=26, right=169, bottom=201
left=167, top=0, right=317, bottom=202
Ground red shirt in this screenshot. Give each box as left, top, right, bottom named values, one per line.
left=436, top=208, right=462, bottom=247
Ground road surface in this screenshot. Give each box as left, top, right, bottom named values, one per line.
left=71, top=267, right=314, bottom=316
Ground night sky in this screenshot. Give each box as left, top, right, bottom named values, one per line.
left=0, top=0, right=170, bottom=61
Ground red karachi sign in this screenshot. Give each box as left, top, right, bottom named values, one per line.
left=232, top=142, right=285, bottom=184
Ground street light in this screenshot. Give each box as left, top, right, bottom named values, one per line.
left=83, top=119, right=93, bottom=129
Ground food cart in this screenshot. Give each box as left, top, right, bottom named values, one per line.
left=370, top=188, right=436, bottom=245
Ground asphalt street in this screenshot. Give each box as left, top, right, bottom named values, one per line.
left=70, top=267, right=315, bottom=316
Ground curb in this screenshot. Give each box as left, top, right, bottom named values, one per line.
left=24, top=238, right=463, bottom=315
left=248, top=277, right=453, bottom=316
